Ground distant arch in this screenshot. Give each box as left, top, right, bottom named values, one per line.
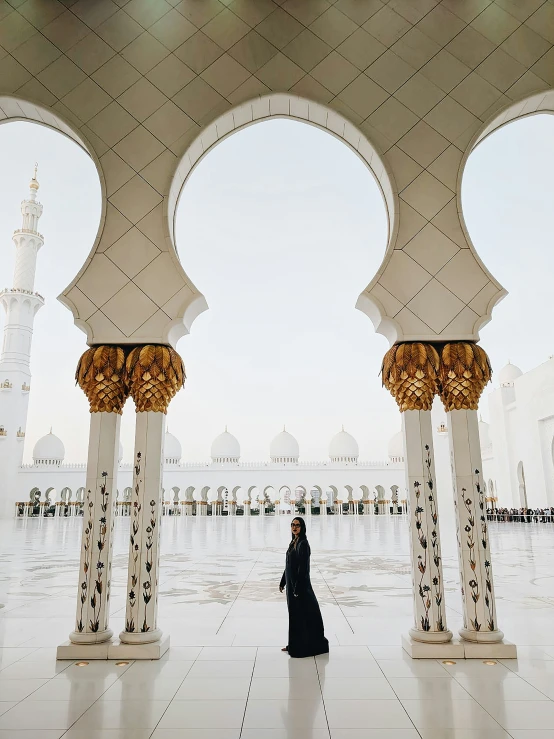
left=171, top=93, right=398, bottom=343
left=517, top=462, right=528, bottom=509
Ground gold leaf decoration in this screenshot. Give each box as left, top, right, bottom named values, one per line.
left=76, top=345, right=128, bottom=414
left=126, top=345, right=185, bottom=413
left=439, top=342, right=491, bottom=411
left=381, top=342, right=440, bottom=412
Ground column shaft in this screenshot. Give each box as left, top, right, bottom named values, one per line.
left=403, top=410, right=452, bottom=643
left=120, top=411, right=165, bottom=644
left=70, top=411, right=120, bottom=644
left=447, top=408, right=503, bottom=643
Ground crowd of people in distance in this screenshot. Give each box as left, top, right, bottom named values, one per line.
left=487, top=507, right=554, bottom=523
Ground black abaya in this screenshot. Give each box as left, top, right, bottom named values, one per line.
left=280, top=538, right=329, bottom=658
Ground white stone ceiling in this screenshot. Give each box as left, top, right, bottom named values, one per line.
left=0, top=0, right=552, bottom=346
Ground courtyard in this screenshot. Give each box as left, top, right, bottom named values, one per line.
left=1, top=514, right=554, bottom=737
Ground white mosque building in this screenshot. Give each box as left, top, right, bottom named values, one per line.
left=1, top=175, right=554, bottom=518
left=17, top=425, right=407, bottom=516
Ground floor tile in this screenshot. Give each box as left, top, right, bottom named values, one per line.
left=253, top=659, right=319, bottom=678
left=160, top=646, right=202, bottom=661
left=316, top=658, right=383, bottom=678
left=524, top=676, right=554, bottom=699
left=99, top=676, right=184, bottom=700
left=454, top=676, right=549, bottom=702
left=0, top=700, right=91, bottom=730
left=401, top=698, right=504, bottom=729
left=389, top=677, right=472, bottom=700
left=63, top=731, right=153, bottom=739
left=440, top=661, right=517, bottom=680
left=174, top=676, right=251, bottom=699
left=188, top=660, right=254, bottom=678
left=417, top=731, right=512, bottom=739
left=325, top=699, right=414, bottom=729
left=120, top=660, right=194, bottom=681
left=0, top=661, right=70, bottom=679
left=316, top=647, right=373, bottom=660
left=0, top=732, right=65, bottom=739
left=0, top=677, right=48, bottom=701
left=157, top=699, right=247, bottom=728
left=151, top=730, right=241, bottom=739
left=197, top=646, right=257, bottom=660
left=329, top=731, right=420, bottom=739
left=70, top=700, right=170, bottom=730
left=241, top=731, right=330, bottom=739
left=243, top=698, right=328, bottom=729
left=483, top=700, right=554, bottom=731
left=377, top=660, right=449, bottom=678
left=321, top=677, right=396, bottom=699
left=249, top=677, right=323, bottom=699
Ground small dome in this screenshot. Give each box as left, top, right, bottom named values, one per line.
left=329, top=427, right=359, bottom=462
left=388, top=431, right=404, bottom=461
left=499, top=361, right=522, bottom=387
left=270, top=428, right=299, bottom=462
left=33, top=430, right=65, bottom=465
left=211, top=428, right=240, bottom=462
left=165, top=431, right=182, bottom=464
left=118, top=441, right=123, bottom=463
left=479, top=418, right=491, bottom=449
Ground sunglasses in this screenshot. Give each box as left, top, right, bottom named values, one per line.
left=291, top=523, right=301, bottom=527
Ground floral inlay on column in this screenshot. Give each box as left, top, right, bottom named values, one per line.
left=440, top=342, right=504, bottom=643
left=382, top=342, right=452, bottom=644
left=69, top=346, right=127, bottom=646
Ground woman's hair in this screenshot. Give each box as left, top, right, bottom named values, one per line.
left=289, top=516, right=307, bottom=544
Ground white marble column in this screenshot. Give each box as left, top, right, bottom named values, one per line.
left=69, top=411, right=120, bottom=644
left=120, top=411, right=165, bottom=644
left=403, top=410, right=452, bottom=644
left=447, top=409, right=504, bottom=643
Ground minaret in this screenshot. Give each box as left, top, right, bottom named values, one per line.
left=0, top=166, right=45, bottom=517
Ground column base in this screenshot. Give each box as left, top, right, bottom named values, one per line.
left=109, top=635, right=170, bottom=660
left=403, top=634, right=464, bottom=659
left=461, top=639, right=517, bottom=659
left=68, top=628, right=113, bottom=645
left=119, top=627, right=163, bottom=645
left=409, top=627, right=454, bottom=644
left=57, top=640, right=112, bottom=660
left=459, top=627, right=504, bottom=643
left=402, top=634, right=517, bottom=659
left=56, top=635, right=170, bottom=661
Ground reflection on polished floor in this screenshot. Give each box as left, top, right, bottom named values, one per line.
left=1, top=514, right=554, bottom=738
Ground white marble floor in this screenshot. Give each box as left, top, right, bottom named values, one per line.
left=1, top=514, right=554, bottom=738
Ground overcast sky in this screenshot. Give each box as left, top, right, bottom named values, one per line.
left=0, top=115, right=552, bottom=464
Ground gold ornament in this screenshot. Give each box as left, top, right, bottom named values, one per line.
left=126, top=345, right=185, bottom=413
left=438, top=342, right=491, bottom=411
left=76, top=345, right=128, bottom=413
left=381, top=342, right=440, bottom=412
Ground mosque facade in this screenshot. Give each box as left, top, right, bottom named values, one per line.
left=18, top=426, right=407, bottom=515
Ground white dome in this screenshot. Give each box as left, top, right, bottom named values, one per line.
left=270, top=429, right=299, bottom=462
left=479, top=418, right=491, bottom=449
left=329, top=428, right=359, bottom=461
left=388, top=431, right=404, bottom=461
left=165, top=431, right=182, bottom=464
left=211, top=429, right=240, bottom=462
left=33, top=431, right=65, bottom=466
left=499, top=361, right=522, bottom=387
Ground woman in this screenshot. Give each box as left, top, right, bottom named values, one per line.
left=279, top=517, right=329, bottom=658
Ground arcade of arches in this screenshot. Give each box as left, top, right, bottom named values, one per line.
left=2, top=0, right=554, bottom=683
